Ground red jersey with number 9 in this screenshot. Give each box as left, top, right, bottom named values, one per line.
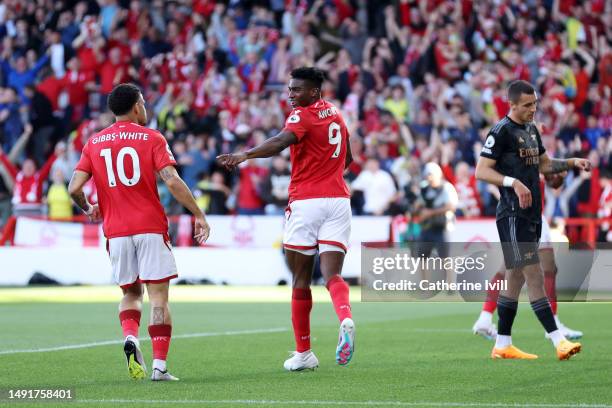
left=282, top=99, right=351, bottom=202
left=75, top=121, right=176, bottom=238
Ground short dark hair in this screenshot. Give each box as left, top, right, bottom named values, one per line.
left=108, top=83, right=141, bottom=116
left=290, top=67, right=325, bottom=89
left=507, top=80, right=536, bottom=103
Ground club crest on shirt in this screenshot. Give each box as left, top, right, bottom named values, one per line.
left=518, top=136, right=525, bottom=144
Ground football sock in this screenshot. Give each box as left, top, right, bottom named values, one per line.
left=483, top=271, right=504, bottom=313
left=148, top=324, right=172, bottom=361
left=547, top=330, right=565, bottom=347
left=495, top=334, right=512, bottom=349
left=477, top=310, right=493, bottom=325
left=291, top=288, right=312, bottom=353
left=326, top=275, right=352, bottom=322
left=544, top=269, right=557, bottom=314
left=119, top=309, right=141, bottom=338
left=531, top=297, right=558, bottom=334
left=153, top=359, right=167, bottom=372
left=497, top=295, right=518, bottom=336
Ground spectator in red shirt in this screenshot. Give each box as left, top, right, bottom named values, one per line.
left=64, top=57, right=98, bottom=122
left=236, top=159, right=268, bottom=215
left=0, top=125, right=57, bottom=216
left=100, top=48, right=128, bottom=96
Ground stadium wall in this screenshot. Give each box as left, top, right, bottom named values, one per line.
left=5, top=217, right=605, bottom=293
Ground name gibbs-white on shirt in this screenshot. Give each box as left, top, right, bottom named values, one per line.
left=91, top=132, right=150, bottom=144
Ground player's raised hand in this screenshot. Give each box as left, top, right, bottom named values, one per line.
left=512, top=180, right=532, bottom=209
left=573, top=158, right=592, bottom=172
left=216, top=152, right=247, bottom=170
left=194, top=216, right=210, bottom=245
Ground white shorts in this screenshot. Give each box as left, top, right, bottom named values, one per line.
left=107, top=233, right=178, bottom=288
left=283, top=197, right=351, bottom=255
left=540, top=215, right=552, bottom=251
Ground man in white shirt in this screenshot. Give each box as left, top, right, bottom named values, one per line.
left=351, top=158, right=397, bottom=215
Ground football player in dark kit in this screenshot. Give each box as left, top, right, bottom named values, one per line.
left=476, top=80, right=591, bottom=360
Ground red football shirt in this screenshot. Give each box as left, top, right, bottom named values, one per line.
left=75, top=121, right=176, bottom=238
left=282, top=99, right=351, bottom=202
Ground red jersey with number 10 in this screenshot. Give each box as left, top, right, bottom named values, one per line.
left=282, top=99, right=350, bottom=202
left=75, top=121, right=176, bottom=238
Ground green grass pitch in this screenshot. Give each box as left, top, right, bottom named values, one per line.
left=0, top=286, right=610, bottom=408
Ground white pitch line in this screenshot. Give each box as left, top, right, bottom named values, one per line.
left=75, top=399, right=612, bottom=408
left=0, top=328, right=288, bottom=355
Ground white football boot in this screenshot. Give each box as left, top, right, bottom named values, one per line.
left=151, top=368, right=179, bottom=381
left=472, top=313, right=498, bottom=340
left=336, top=318, right=355, bottom=365
left=545, top=316, right=583, bottom=340
left=283, top=350, right=319, bottom=371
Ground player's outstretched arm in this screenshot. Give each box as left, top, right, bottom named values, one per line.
left=68, top=170, right=101, bottom=222
left=216, top=131, right=298, bottom=170
left=475, top=156, right=532, bottom=209
left=538, top=153, right=592, bottom=175
left=158, top=165, right=210, bottom=244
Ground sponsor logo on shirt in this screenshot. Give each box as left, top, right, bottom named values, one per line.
left=519, top=147, right=540, bottom=165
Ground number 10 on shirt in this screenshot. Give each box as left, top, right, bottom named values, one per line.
left=100, top=147, right=141, bottom=187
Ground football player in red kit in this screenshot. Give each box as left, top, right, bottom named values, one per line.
left=69, top=83, right=210, bottom=381
left=218, top=67, right=355, bottom=371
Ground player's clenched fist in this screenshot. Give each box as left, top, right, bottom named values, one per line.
left=512, top=179, right=532, bottom=209
left=572, top=158, right=591, bottom=172
left=217, top=153, right=247, bottom=170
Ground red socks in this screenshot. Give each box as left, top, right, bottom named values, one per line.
left=326, top=275, right=352, bottom=322
left=544, top=270, right=558, bottom=315
left=119, top=309, right=141, bottom=338
left=148, top=324, right=172, bottom=360
left=120, top=310, right=173, bottom=362
left=291, top=288, right=312, bottom=353
left=291, top=277, right=351, bottom=353
left=483, top=272, right=505, bottom=313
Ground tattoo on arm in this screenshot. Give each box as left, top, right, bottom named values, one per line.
left=70, top=191, right=89, bottom=212
left=152, top=307, right=165, bottom=325
left=158, top=167, right=175, bottom=182
left=550, top=159, right=570, bottom=174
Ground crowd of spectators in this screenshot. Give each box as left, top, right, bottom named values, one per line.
left=0, top=0, right=610, bottom=241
